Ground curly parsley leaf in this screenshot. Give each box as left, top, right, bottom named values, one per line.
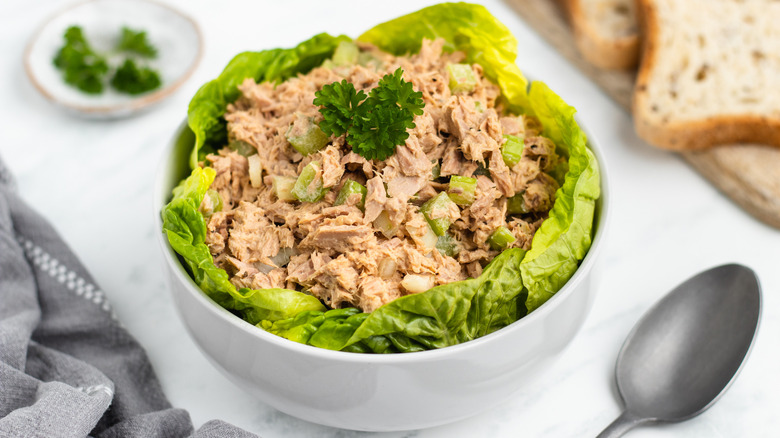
left=368, top=67, right=424, bottom=119
left=110, top=59, right=162, bottom=95
left=117, top=26, right=158, bottom=58
left=53, top=26, right=108, bottom=94
left=313, top=67, right=424, bottom=161
left=313, top=79, right=365, bottom=137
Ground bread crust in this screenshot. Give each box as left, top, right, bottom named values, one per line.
left=565, top=0, right=640, bottom=70
left=633, top=0, right=780, bottom=151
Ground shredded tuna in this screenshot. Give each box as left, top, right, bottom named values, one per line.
left=364, top=176, right=386, bottom=222
left=320, top=145, right=344, bottom=188
left=204, top=38, right=562, bottom=313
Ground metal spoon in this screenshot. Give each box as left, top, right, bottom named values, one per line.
left=597, top=264, right=762, bottom=437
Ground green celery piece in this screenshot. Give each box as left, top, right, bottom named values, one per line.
left=227, top=140, right=255, bottom=157
left=272, top=176, right=297, bottom=201
left=507, top=193, right=529, bottom=214
left=286, top=117, right=330, bottom=156
left=431, top=160, right=441, bottom=180
left=488, top=226, right=516, bottom=250
left=448, top=175, right=477, bottom=205
left=358, top=51, right=381, bottom=68
left=334, top=180, right=367, bottom=209
left=291, top=161, right=328, bottom=202
left=421, top=192, right=456, bottom=236
left=332, top=41, right=359, bottom=65
left=200, top=189, right=223, bottom=216
left=435, top=233, right=460, bottom=257
left=501, top=134, right=525, bottom=167
left=447, top=63, right=477, bottom=93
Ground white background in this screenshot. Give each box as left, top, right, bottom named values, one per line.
left=1, top=0, right=778, bottom=436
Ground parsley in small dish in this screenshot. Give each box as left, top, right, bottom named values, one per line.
left=53, top=26, right=109, bottom=94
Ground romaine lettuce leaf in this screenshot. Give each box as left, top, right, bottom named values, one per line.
left=166, top=2, right=600, bottom=353
left=162, top=168, right=325, bottom=319
left=520, top=82, right=600, bottom=312
left=358, top=2, right=530, bottom=113
left=187, top=33, right=351, bottom=168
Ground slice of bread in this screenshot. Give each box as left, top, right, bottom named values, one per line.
left=565, top=0, right=640, bottom=70
left=634, top=0, right=780, bottom=150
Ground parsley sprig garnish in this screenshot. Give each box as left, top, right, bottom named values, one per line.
left=314, top=68, right=424, bottom=161
left=53, top=26, right=109, bottom=94
left=117, top=26, right=158, bottom=58
left=52, top=25, right=162, bottom=96
left=111, top=59, right=161, bottom=95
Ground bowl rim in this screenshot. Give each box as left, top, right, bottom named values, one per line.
left=155, top=111, right=611, bottom=364
left=23, top=0, right=203, bottom=117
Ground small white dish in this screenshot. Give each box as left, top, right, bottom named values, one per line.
left=24, top=0, right=202, bottom=119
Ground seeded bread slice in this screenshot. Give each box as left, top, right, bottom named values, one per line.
left=634, top=0, right=780, bottom=150
left=565, top=0, right=640, bottom=70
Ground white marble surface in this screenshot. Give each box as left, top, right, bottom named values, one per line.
left=2, top=0, right=778, bottom=436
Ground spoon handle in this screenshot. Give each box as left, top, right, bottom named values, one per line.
left=596, top=411, right=647, bottom=438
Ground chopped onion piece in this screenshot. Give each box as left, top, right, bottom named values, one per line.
left=373, top=210, right=398, bottom=238
left=420, top=221, right=439, bottom=250
left=378, top=258, right=397, bottom=279
left=248, top=154, right=262, bottom=188
left=401, top=274, right=435, bottom=294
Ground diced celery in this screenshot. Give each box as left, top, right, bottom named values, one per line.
left=488, top=226, right=516, bottom=250
left=373, top=210, right=398, bottom=238
left=421, top=192, right=456, bottom=236
left=227, top=140, right=255, bottom=157
left=436, top=233, right=461, bottom=257
left=291, top=161, right=328, bottom=203
left=199, top=189, right=222, bottom=216
left=334, top=180, right=367, bottom=209
left=286, top=116, right=329, bottom=156
left=431, top=160, right=441, bottom=180
left=448, top=175, right=477, bottom=205
left=507, top=193, right=530, bottom=214
left=332, top=41, right=359, bottom=66
left=474, top=101, right=484, bottom=112
left=447, top=63, right=477, bottom=93
left=273, top=176, right=297, bottom=202
left=501, top=134, right=525, bottom=167
left=358, top=51, right=381, bottom=68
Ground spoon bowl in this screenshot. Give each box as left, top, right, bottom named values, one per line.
left=599, top=264, right=761, bottom=437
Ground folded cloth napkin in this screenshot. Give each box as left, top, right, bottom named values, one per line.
left=0, top=157, right=257, bottom=438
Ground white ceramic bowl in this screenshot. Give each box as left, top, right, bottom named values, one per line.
left=155, top=119, right=610, bottom=431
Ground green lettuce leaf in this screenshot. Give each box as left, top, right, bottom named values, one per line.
left=520, top=82, right=600, bottom=311
left=187, top=33, right=351, bottom=168
left=162, top=168, right=325, bottom=318
left=358, top=2, right=530, bottom=113
left=166, top=2, right=600, bottom=353
left=261, top=249, right=525, bottom=353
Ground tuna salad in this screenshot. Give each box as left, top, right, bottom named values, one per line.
left=163, top=2, right=600, bottom=353
left=199, top=39, right=564, bottom=313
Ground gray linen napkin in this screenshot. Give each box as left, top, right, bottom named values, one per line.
left=0, top=156, right=257, bottom=438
